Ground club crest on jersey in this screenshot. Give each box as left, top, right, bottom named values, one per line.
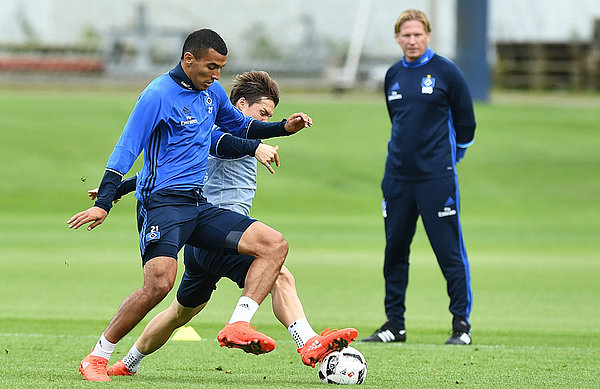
left=421, top=75, right=435, bottom=94
left=206, top=96, right=213, bottom=114
left=387, top=82, right=402, bottom=101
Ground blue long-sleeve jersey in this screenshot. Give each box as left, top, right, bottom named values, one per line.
left=105, top=64, right=252, bottom=201
left=384, top=48, right=476, bottom=180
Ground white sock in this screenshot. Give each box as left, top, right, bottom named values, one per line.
left=90, top=333, right=117, bottom=360
left=228, top=296, right=259, bottom=323
left=121, top=344, right=146, bottom=373
left=288, top=318, right=318, bottom=348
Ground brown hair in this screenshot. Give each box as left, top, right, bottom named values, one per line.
left=230, top=71, right=280, bottom=107
left=394, top=9, right=432, bottom=34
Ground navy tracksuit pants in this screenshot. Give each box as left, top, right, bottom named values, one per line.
left=382, top=174, right=472, bottom=330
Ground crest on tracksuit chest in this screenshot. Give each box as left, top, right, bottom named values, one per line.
left=421, top=74, right=436, bottom=94
left=388, top=74, right=437, bottom=101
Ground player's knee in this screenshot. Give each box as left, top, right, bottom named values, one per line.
left=257, top=229, right=287, bottom=263
left=270, top=233, right=288, bottom=266
left=144, top=279, right=174, bottom=304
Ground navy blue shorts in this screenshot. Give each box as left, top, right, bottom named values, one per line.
left=176, top=245, right=254, bottom=308
left=136, top=188, right=255, bottom=264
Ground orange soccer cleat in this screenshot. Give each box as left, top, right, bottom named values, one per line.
left=78, top=354, right=111, bottom=382
left=217, top=321, right=276, bottom=355
left=107, top=360, right=136, bottom=376
left=298, top=327, right=359, bottom=368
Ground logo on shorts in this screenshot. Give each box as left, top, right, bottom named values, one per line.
left=146, top=225, right=160, bottom=241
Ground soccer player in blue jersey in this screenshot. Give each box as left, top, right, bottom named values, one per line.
left=360, top=9, right=476, bottom=345
left=68, top=29, right=313, bottom=381
left=88, top=71, right=357, bottom=376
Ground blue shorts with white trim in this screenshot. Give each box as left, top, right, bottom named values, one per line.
left=136, top=188, right=255, bottom=264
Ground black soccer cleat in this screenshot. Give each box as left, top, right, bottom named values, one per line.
left=360, top=321, right=406, bottom=343
left=445, top=317, right=472, bottom=345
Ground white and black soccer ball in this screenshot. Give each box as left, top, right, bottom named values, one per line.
left=318, top=346, right=367, bottom=385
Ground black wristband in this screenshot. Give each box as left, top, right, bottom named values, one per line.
left=114, top=175, right=137, bottom=201
left=94, top=169, right=123, bottom=213
left=216, top=134, right=261, bottom=157
left=247, top=119, right=291, bottom=139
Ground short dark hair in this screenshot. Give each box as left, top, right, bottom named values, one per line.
left=181, top=29, right=228, bottom=60
left=230, top=71, right=280, bottom=107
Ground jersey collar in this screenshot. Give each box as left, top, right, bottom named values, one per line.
left=169, top=62, right=199, bottom=91
left=402, top=47, right=435, bottom=68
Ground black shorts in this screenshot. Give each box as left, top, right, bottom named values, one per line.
left=176, top=245, right=254, bottom=308
left=136, top=188, right=255, bottom=264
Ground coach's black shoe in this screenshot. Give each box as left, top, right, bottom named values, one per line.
left=360, top=321, right=406, bottom=343
left=445, top=317, right=472, bottom=345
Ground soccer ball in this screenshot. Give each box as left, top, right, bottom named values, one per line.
left=318, top=346, right=367, bottom=385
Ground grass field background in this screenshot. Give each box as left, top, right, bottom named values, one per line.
left=0, top=86, right=599, bottom=388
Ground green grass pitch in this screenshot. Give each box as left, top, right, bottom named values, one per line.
left=0, top=86, right=599, bottom=388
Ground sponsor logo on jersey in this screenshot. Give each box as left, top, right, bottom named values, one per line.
left=421, top=75, right=435, bottom=94
left=387, top=91, right=403, bottom=101
left=387, top=82, right=402, bottom=101
left=180, top=115, right=198, bottom=126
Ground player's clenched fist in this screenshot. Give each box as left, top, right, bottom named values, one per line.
left=67, top=206, right=108, bottom=231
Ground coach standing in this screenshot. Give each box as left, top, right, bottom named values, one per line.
left=361, top=9, right=476, bottom=345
